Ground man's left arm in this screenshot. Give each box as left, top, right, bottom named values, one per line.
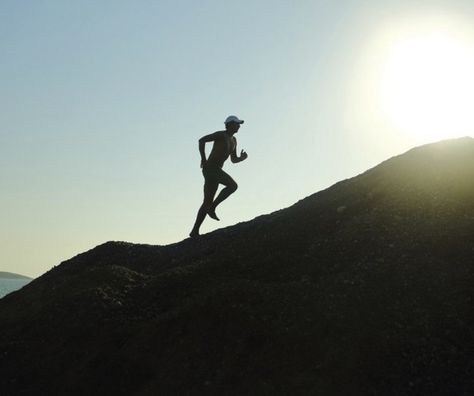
left=230, top=137, right=248, bottom=163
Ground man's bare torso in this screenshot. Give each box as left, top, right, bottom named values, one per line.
left=207, top=131, right=236, bottom=168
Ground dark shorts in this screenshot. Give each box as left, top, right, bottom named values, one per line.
left=202, top=164, right=236, bottom=189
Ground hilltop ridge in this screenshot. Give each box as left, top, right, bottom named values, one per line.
left=1, top=137, right=473, bottom=396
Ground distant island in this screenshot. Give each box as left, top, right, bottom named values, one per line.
left=0, top=271, right=32, bottom=280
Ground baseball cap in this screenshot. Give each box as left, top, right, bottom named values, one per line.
left=224, top=115, right=244, bottom=125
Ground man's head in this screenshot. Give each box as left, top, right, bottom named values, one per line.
left=224, top=115, right=244, bottom=134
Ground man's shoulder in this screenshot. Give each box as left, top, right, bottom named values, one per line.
left=213, top=130, right=229, bottom=141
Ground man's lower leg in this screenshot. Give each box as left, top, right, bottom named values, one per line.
left=209, top=186, right=237, bottom=219
left=190, top=204, right=208, bottom=237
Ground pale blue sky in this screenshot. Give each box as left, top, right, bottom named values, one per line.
left=2, top=1, right=473, bottom=277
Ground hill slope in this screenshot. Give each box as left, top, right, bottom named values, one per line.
left=1, top=137, right=473, bottom=396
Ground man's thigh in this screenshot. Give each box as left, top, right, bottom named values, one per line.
left=203, top=179, right=219, bottom=202
left=215, top=168, right=237, bottom=188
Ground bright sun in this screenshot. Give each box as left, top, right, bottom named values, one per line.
left=378, top=28, right=474, bottom=142
left=351, top=14, right=474, bottom=144
left=376, top=18, right=474, bottom=140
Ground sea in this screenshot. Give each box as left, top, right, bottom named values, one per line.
left=0, top=279, right=32, bottom=299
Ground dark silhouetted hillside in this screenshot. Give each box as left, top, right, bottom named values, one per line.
left=1, top=137, right=473, bottom=396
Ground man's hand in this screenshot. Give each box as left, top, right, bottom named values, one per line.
left=239, top=150, right=248, bottom=161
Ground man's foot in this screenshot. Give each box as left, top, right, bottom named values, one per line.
left=207, top=207, right=220, bottom=221
left=189, top=229, right=200, bottom=238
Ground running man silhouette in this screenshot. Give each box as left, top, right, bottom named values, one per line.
left=189, top=115, right=248, bottom=238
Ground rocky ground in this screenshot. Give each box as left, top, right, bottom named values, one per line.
left=1, top=137, right=473, bottom=395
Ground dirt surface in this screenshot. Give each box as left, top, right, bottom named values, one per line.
left=1, top=137, right=473, bottom=395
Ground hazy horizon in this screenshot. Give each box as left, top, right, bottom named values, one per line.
left=2, top=0, right=474, bottom=278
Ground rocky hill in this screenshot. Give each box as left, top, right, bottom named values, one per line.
left=1, top=137, right=473, bottom=396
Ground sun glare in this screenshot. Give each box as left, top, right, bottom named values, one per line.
left=351, top=14, right=474, bottom=144
left=378, top=28, right=474, bottom=142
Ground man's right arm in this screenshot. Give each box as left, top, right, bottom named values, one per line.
left=198, top=132, right=221, bottom=167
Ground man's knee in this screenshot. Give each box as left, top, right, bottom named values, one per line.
left=201, top=199, right=212, bottom=210
left=229, top=182, right=238, bottom=193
